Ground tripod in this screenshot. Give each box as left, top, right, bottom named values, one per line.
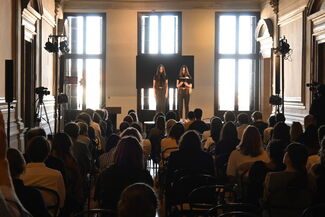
left=35, top=95, right=53, bottom=135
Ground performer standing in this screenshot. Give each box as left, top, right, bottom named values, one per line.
left=177, top=65, right=192, bottom=119
left=153, top=64, right=168, bottom=113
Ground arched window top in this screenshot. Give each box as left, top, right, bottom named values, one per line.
left=307, top=0, right=325, bottom=15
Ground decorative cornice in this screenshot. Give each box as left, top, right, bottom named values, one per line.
left=22, top=5, right=42, bottom=41
left=42, top=8, right=56, bottom=27
left=269, top=0, right=279, bottom=14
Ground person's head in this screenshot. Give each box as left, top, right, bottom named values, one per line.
left=187, top=111, right=195, bottom=121
left=266, top=140, right=286, bottom=166
left=156, top=64, right=166, bottom=76
left=119, top=121, right=130, bottom=133
left=77, top=122, right=88, bottom=136
left=290, top=121, right=303, bottom=142
left=123, top=115, right=133, bottom=124
left=268, top=115, right=277, bottom=127
left=237, top=113, right=250, bottom=125
left=210, top=117, right=223, bottom=142
left=128, top=109, right=136, bottom=115
left=129, top=112, right=139, bottom=123
left=120, top=127, right=142, bottom=143
left=284, top=143, right=308, bottom=172
left=304, top=114, right=315, bottom=129
left=76, top=112, right=92, bottom=126
left=237, top=126, right=262, bottom=157
left=7, top=148, right=26, bottom=178
left=169, top=123, right=185, bottom=143
left=114, top=136, right=144, bottom=170
left=179, top=130, right=201, bottom=152
left=88, top=126, right=96, bottom=140
left=95, top=109, right=105, bottom=120
left=318, top=125, right=325, bottom=143
left=27, top=136, right=50, bottom=162
left=93, top=112, right=102, bottom=124
left=251, top=111, right=263, bottom=122
left=26, top=127, right=46, bottom=143
left=224, top=111, right=236, bottom=123
left=105, top=134, right=121, bottom=153
left=220, top=122, right=238, bottom=142
left=179, top=65, right=190, bottom=77
left=131, top=122, right=143, bottom=134
left=272, top=122, right=290, bottom=143
left=64, top=122, right=80, bottom=140
left=52, top=133, right=73, bottom=158
left=194, top=108, right=203, bottom=120
left=156, top=115, right=166, bottom=132
left=85, top=108, right=95, bottom=119
left=275, top=113, right=286, bottom=123
left=153, top=112, right=165, bottom=122
left=166, top=119, right=177, bottom=136
left=165, top=111, right=177, bottom=121
left=118, top=183, right=158, bottom=217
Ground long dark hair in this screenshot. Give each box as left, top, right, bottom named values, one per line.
left=179, top=130, right=202, bottom=152
left=179, top=65, right=191, bottom=78
left=220, top=122, right=238, bottom=143
left=210, top=117, right=223, bottom=143
left=155, top=64, right=167, bottom=78
left=237, top=126, right=262, bottom=157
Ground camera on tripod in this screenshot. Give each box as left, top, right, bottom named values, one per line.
left=35, top=87, right=50, bottom=97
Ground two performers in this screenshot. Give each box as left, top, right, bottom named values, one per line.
left=153, top=64, right=192, bottom=118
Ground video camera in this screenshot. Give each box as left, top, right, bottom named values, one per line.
left=35, top=87, right=50, bottom=96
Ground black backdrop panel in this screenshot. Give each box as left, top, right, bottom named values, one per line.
left=136, top=55, right=194, bottom=89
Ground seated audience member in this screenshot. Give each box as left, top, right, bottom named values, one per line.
left=131, top=122, right=145, bottom=138
left=263, top=115, right=276, bottom=146
left=128, top=109, right=136, bottom=115
left=290, top=121, right=303, bottom=142
left=161, top=123, right=185, bottom=161
left=215, top=122, right=240, bottom=157
left=123, top=115, right=133, bottom=125
left=297, top=115, right=319, bottom=155
left=167, top=130, right=214, bottom=180
left=7, top=148, right=50, bottom=217
left=149, top=115, right=166, bottom=163
left=236, top=113, right=250, bottom=140
left=309, top=138, right=325, bottom=203
left=119, top=121, right=130, bottom=135
left=51, top=133, right=84, bottom=216
left=263, top=143, right=311, bottom=217
left=183, top=111, right=195, bottom=131
left=306, top=125, right=325, bottom=170
left=90, top=111, right=102, bottom=138
left=271, top=122, right=291, bottom=148
left=95, top=136, right=153, bottom=210
left=188, top=108, right=208, bottom=134
left=0, top=111, right=32, bottom=217
left=22, top=136, right=66, bottom=208
left=128, top=112, right=139, bottom=123
left=131, top=122, right=150, bottom=161
left=275, top=113, right=286, bottom=123
left=224, top=111, right=236, bottom=123
left=24, top=127, right=46, bottom=163
left=166, top=111, right=177, bottom=121
left=165, top=119, right=177, bottom=137
left=118, top=183, right=158, bottom=217
left=247, top=140, right=286, bottom=205
left=64, top=122, right=91, bottom=177
left=251, top=111, right=268, bottom=138
left=227, top=126, right=269, bottom=180
left=99, top=134, right=121, bottom=171
left=44, top=143, right=67, bottom=185
left=120, top=127, right=142, bottom=143
left=76, top=112, right=92, bottom=126
left=77, top=122, right=90, bottom=147
left=203, top=117, right=223, bottom=152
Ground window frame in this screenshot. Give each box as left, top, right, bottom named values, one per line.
left=137, top=11, right=182, bottom=55
left=214, top=12, right=260, bottom=116
left=63, top=13, right=106, bottom=110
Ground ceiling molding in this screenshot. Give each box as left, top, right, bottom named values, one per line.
left=63, top=0, right=261, bottom=10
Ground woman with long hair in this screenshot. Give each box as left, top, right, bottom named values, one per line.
left=177, top=65, right=192, bottom=119
left=153, top=64, right=168, bottom=113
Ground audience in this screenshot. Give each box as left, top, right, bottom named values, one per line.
left=98, top=134, right=121, bottom=171
left=118, top=183, right=158, bottom=217
left=227, top=126, right=269, bottom=179
left=236, top=113, right=249, bottom=140
left=275, top=113, right=286, bottom=123
left=297, top=115, right=319, bottom=155
left=223, top=111, right=236, bottom=123
left=149, top=115, right=166, bottom=163
left=22, top=136, right=66, bottom=208
left=271, top=122, right=291, bottom=148
left=123, top=115, right=133, bottom=125
left=290, top=121, right=303, bottom=142
left=263, top=115, right=276, bottom=145
left=165, top=119, right=177, bottom=137
left=183, top=111, right=195, bottom=131
left=203, top=116, right=223, bottom=152
left=95, top=136, right=153, bottom=210
left=7, top=148, right=50, bottom=217
left=165, top=111, right=177, bottom=121
left=251, top=111, right=268, bottom=138
left=188, top=108, right=208, bottom=134
left=119, top=121, right=130, bottom=134
left=161, top=123, right=184, bottom=161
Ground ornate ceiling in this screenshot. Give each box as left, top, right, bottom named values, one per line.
left=63, top=0, right=262, bottom=10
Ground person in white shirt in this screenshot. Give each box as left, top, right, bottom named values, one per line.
left=227, top=126, right=269, bottom=180
left=22, top=136, right=65, bottom=208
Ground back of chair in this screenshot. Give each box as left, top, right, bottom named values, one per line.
left=32, top=186, right=60, bottom=217
left=73, top=209, right=116, bottom=217
left=218, top=211, right=261, bottom=217
left=301, top=203, right=325, bottom=217
left=208, top=203, right=261, bottom=217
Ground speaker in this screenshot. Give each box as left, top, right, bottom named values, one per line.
left=5, top=60, right=14, bottom=103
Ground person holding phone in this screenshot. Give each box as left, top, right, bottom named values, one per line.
left=153, top=64, right=168, bottom=113
left=177, top=65, right=192, bottom=119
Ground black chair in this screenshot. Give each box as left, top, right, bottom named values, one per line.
left=73, top=209, right=116, bottom=217
left=301, top=203, right=325, bottom=217
left=165, top=174, right=218, bottom=216
left=208, top=203, right=261, bottom=217
left=33, top=186, right=60, bottom=217
left=188, top=184, right=236, bottom=217
left=218, top=211, right=261, bottom=217
left=161, top=147, right=179, bottom=167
